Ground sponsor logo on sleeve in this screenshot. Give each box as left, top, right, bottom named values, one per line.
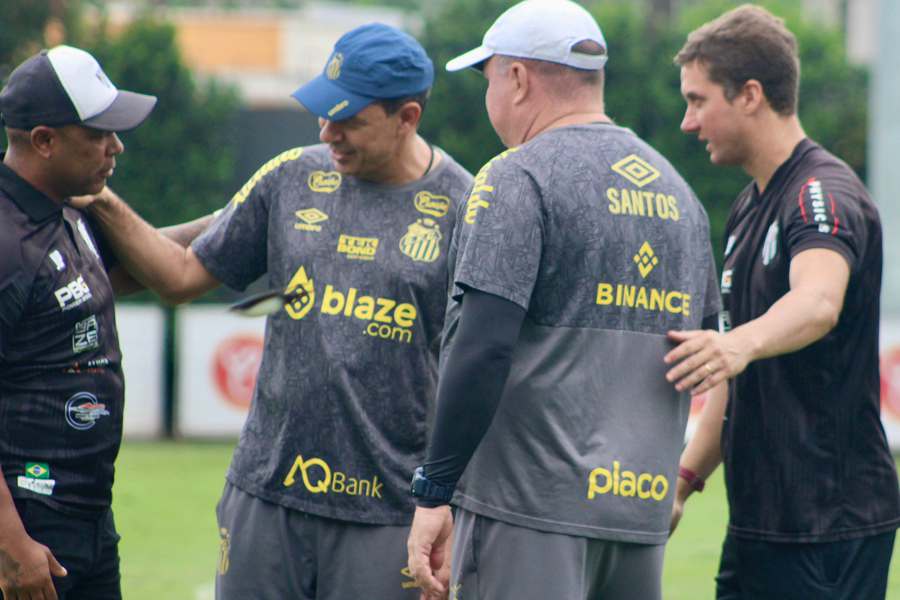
left=799, top=177, right=839, bottom=235
left=761, top=221, right=779, bottom=266
left=232, top=148, right=304, bottom=206
left=337, top=235, right=379, bottom=260
left=17, top=462, right=55, bottom=496
left=283, top=454, right=383, bottom=499
left=464, top=147, right=519, bottom=224
left=64, top=391, right=110, bottom=430
left=596, top=242, right=692, bottom=316
left=399, top=219, right=442, bottom=263
left=414, top=191, right=450, bottom=218
left=587, top=460, right=669, bottom=502
left=308, top=171, right=342, bottom=193
left=76, top=219, right=100, bottom=259
left=72, top=315, right=99, bottom=353
left=54, top=275, right=93, bottom=311
left=48, top=250, right=66, bottom=271
left=282, top=265, right=418, bottom=344
left=294, top=208, right=329, bottom=232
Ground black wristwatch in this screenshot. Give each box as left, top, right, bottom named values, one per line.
left=410, top=466, right=454, bottom=503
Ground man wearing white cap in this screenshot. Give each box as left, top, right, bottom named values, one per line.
left=406, top=2, right=720, bottom=598
left=0, top=45, right=158, bottom=600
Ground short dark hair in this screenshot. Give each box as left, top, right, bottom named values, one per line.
left=376, top=89, right=431, bottom=116
left=674, top=4, right=799, bottom=116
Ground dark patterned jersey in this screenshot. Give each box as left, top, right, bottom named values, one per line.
left=720, top=138, right=900, bottom=542
left=442, top=124, right=720, bottom=544
left=0, top=159, right=124, bottom=513
left=192, top=144, right=472, bottom=525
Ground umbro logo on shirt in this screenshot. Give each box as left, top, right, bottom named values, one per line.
left=295, top=208, right=329, bottom=232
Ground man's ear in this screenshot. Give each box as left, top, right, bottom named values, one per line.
left=396, top=101, right=424, bottom=135
left=509, top=60, right=530, bottom=105
left=30, top=126, right=57, bottom=159
left=738, top=79, right=766, bottom=115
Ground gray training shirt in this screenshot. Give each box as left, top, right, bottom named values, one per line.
left=193, top=144, right=473, bottom=525
left=443, top=123, right=720, bottom=544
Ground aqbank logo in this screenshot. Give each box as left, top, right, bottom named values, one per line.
left=282, top=266, right=418, bottom=344
left=283, top=454, right=383, bottom=499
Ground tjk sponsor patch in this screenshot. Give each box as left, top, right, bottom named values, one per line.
left=337, top=234, right=379, bottom=260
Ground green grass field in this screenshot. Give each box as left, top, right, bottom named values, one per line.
left=113, top=441, right=900, bottom=599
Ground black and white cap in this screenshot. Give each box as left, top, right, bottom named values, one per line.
left=0, top=45, right=157, bottom=132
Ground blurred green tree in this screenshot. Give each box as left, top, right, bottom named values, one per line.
left=84, top=18, right=241, bottom=225
left=419, top=0, right=869, bottom=259
left=1, top=4, right=241, bottom=226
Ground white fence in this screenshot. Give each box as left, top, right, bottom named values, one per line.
left=119, top=304, right=900, bottom=450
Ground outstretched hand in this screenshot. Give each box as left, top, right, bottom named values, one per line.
left=664, top=329, right=749, bottom=395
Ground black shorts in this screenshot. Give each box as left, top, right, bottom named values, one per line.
left=5, top=498, right=121, bottom=600
left=716, top=530, right=895, bottom=600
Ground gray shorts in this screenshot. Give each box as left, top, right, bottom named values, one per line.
left=214, top=482, right=420, bottom=600
left=450, top=507, right=665, bottom=600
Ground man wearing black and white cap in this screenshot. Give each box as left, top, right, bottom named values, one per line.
left=406, top=1, right=720, bottom=598
left=0, top=45, right=157, bottom=600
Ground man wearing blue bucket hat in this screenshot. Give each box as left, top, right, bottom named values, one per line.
left=77, top=23, right=472, bottom=600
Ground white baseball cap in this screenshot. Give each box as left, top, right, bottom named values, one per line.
left=0, top=45, right=156, bottom=131
left=446, top=0, right=608, bottom=72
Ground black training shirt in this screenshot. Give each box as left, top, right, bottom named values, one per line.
left=0, top=157, right=124, bottom=513
left=720, top=139, right=900, bottom=542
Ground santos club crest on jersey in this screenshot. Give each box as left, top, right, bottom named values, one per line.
left=400, top=219, right=442, bottom=263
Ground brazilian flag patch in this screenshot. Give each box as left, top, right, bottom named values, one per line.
left=25, top=463, right=50, bottom=479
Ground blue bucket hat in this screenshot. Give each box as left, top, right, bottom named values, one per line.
left=292, top=23, right=434, bottom=121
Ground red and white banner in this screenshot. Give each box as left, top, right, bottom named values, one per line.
left=175, top=306, right=264, bottom=437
